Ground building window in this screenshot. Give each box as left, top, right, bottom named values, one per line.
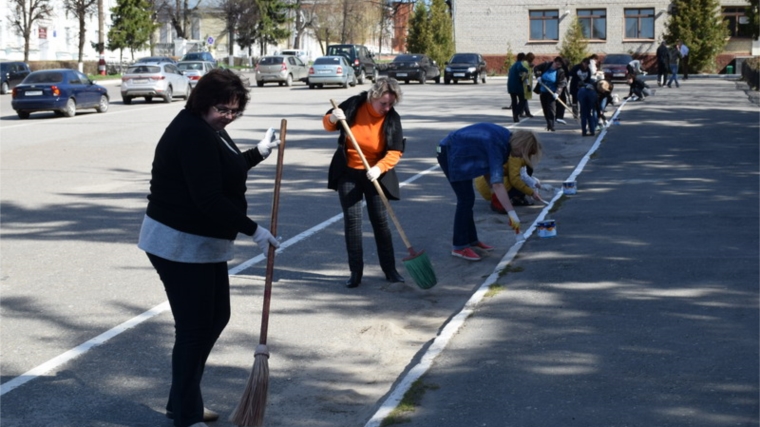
left=723, top=7, right=752, bottom=38
left=578, top=9, right=607, bottom=40
left=624, top=8, right=655, bottom=39
left=530, top=10, right=559, bottom=41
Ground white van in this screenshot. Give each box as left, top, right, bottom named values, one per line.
left=278, top=49, right=310, bottom=64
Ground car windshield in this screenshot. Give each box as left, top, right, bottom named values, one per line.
left=604, top=55, right=632, bottom=65
left=314, top=57, right=342, bottom=65
left=259, top=57, right=284, bottom=65
left=24, top=71, right=64, bottom=84
left=178, top=63, right=203, bottom=71
left=326, top=46, right=352, bottom=57
left=394, top=55, right=421, bottom=62
left=451, top=54, right=477, bottom=63
left=126, top=65, right=161, bottom=74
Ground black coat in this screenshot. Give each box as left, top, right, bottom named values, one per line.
left=656, top=43, right=671, bottom=65
left=326, top=92, right=405, bottom=200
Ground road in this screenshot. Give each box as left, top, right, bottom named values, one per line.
left=1, top=75, right=757, bottom=427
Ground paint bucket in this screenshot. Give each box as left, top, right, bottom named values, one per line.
left=562, top=180, right=577, bottom=195
left=537, top=219, right=557, bottom=238
left=612, top=94, right=620, bottom=104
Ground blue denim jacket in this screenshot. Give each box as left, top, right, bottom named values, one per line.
left=439, top=123, right=511, bottom=183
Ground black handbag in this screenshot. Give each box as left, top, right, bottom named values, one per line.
left=533, top=82, right=541, bottom=94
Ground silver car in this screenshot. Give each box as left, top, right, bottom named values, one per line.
left=255, top=55, right=309, bottom=87
left=308, top=56, right=357, bottom=89
left=120, top=62, right=191, bottom=104
left=177, top=61, right=215, bottom=88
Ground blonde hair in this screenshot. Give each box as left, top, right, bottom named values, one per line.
left=510, top=130, right=543, bottom=167
left=367, top=77, right=403, bottom=105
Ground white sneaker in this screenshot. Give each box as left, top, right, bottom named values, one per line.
left=555, top=118, right=567, bottom=124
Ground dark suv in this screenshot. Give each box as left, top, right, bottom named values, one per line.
left=181, top=51, right=217, bottom=67
left=1, top=61, right=31, bottom=94
left=326, top=44, right=377, bottom=84
left=443, top=53, right=487, bottom=84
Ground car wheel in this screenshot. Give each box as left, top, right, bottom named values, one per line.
left=454, top=79, right=459, bottom=84
left=182, top=84, right=191, bottom=100
left=163, top=87, right=173, bottom=103
left=434, top=75, right=440, bottom=84
left=404, top=80, right=409, bottom=84
left=358, top=69, right=366, bottom=85
left=123, top=96, right=132, bottom=105
left=17, top=111, right=30, bottom=119
left=482, top=73, right=487, bottom=84
left=350, top=74, right=357, bottom=87
left=372, top=69, right=379, bottom=82
left=419, top=72, right=426, bottom=84
left=444, top=78, right=451, bottom=84
left=286, top=74, right=293, bottom=87
left=1, top=81, right=8, bottom=95
left=62, top=98, right=76, bottom=117
left=95, top=95, right=109, bottom=113
left=309, top=84, right=316, bottom=89
left=257, top=81, right=264, bottom=87
left=342, top=76, right=349, bottom=88
left=145, top=96, right=152, bottom=103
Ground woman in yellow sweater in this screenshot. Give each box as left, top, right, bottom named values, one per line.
left=474, top=131, right=545, bottom=212
left=323, top=78, right=406, bottom=288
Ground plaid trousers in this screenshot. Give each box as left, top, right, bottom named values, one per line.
left=337, top=168, right=397, bottom=274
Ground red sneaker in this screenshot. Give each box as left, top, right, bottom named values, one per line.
left=451, top=247, right=482, bottom=261
left=472, top=241, right=495, bottom=251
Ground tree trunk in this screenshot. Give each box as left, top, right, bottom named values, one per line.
left=78, top=14, right=87, bottom=63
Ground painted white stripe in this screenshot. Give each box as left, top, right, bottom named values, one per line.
left=0, top=163, right=441, bottom=395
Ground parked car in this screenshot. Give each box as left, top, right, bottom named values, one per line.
left=134, top=56, right=177, bottom=64
left=255, top=55, right=309, bottom=87
left=1, top=61, right=31, bottom=94
left=180, top=51, right=216, bottom=67
left=325, top=44, right=377, bottom=84
left=443, top=53, right=487, bottom=84
left=386, top=53, right=441, bottom=84
left=120, top=62, right=191, bottom=104
left=601, top=53, right=634, bottom=82
left=11, top=69, right=109, bottom=119
left=308, top=56, right=357, bottom=89
left=177, top=60, right=215, bottom=88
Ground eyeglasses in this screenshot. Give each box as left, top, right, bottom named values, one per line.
left=212, top=105, right=243, bottom=118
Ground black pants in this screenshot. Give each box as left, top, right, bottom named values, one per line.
left=539, top=92, right=557, bottom=130
left=147, top=253, right=230, bottom=427
left=509, top=92, right=525, bottom=121
left=337, top=168, right=396, bottom=275
left=657, top=61, right=669, bottom=85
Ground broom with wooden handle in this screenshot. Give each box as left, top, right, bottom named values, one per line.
left=537, top=79, right=575, bottom=117
left=230, top=119, right=287, bottom=427
left=329, top=99, right=437, bottom=289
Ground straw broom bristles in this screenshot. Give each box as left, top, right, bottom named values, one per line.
left=229, top=344, right=270, bottom=426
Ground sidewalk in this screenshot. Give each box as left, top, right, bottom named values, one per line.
left=370, top=79, right=760, bottom=426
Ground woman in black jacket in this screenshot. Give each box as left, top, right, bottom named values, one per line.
left=138, top=69, right=280, bottom=427
left=323, top=78, right=406, bottom=288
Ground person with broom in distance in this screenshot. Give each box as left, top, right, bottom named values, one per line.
left=437, top=123, right=543, bottom=261
left=323, top=77, right=406, bottom=288
left=137, top=69, right=281, bottom=427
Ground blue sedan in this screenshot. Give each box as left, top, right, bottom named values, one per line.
left=11, top=68, right=109, bottom=119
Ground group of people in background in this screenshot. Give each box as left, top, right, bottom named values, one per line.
left=657, top=40, right=689, bottom=88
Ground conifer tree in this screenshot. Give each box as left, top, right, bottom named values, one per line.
left=108, top=0, right=155, bottom=61
left=559, top=17, right=589, bottom=66
left=405, top=1, right=430, bottom=54
left=427, top=0, right=454, bottom=67
left=664, top=0, right=728, bottom=73
left=746, top=0, right=759, bottom=39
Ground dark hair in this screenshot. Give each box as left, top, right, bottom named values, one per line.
left=185, top=69, right=250, bottom=115
left=525, top=52, right=535, bottom=63
left=516, top=52, right=526, bottom=62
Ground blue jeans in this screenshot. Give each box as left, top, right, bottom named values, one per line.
left=437, top=145, right=479, bottom=250
left=667, top=64, right=680, bottom=87
left=578, top=87, right=598, bottom=135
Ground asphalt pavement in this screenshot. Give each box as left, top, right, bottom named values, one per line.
left=364, top=78, right=760, bottom=427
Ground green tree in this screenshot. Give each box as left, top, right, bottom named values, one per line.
left=427, top=0, right=454, bottom=67
left=236, top=0, right=292, bottom=57
left=559, top=16, right=589, bottom=66
left=405, top=0, right=429, bottom=54
left=108, top=0, right=155, bottom=61
left=664, top=0, right=728, bottom=73
left=746, top=0, right=759, bottom=39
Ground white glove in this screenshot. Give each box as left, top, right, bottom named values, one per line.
left=552, top=93, right=559, bottom=100
left=257, top=128, right=280, bottom=159
left=330, top=108, right=346, bottom=124
left=252, top=225, right=280, bottom=254
left=366, top=166, right=381, bottom=182
left=507, top=210, right=521, bottom=233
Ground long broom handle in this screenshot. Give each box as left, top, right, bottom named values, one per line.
left=259, top=118, right=287, bottom=346
left=537, top=80, right=572, bottom=111
left=329, top=99, right=415, bottom=254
